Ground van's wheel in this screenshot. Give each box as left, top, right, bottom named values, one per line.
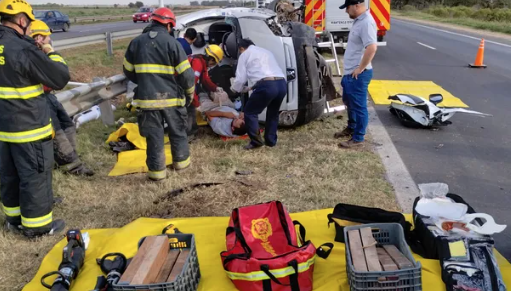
left=63, top=23, right=70, bottom=32
left=133, top=20, right=137, bottom=23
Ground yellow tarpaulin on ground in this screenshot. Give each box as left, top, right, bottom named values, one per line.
left=23, top=209, right=511, bottom=291
left=369, top=80, right=469, bottom=108
left=106, top=123, right=172, bottom=176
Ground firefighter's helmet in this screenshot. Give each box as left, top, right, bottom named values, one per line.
left=0, top=0, right=35, bottom=21
left=151, top=7, right=175, bottom=27
left=30, top=20, right=51, bottom=37
left=205, top=44, right=224, bottom=64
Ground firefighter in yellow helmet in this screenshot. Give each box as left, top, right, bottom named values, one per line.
left=30, top=20, right=94, bottom=176
left=187, top=44, right=224, bottom=140
left=0, top=0, right=70, bottom=237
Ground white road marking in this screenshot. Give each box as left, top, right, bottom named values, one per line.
left=395, top=19, right=511, bottom=48
left=417, top=42, right=436, bottom=50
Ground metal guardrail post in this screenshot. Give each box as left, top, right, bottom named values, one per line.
left=106, top=32, right=114, bottom=56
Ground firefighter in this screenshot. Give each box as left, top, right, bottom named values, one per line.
left=0, top=0, right=70, bottom=237
left=188, top=44, right=224, bottom=139
left=30, top=20, right=94, bottom=176
left=123, top=7, right=195, bottom=182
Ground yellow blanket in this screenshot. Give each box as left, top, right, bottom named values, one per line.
left=23, top=209, right=511, bottom=291
left=369, top=80, right=469, bottom=108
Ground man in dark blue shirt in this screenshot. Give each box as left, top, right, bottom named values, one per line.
left=177, top=28, right=197, bottom=56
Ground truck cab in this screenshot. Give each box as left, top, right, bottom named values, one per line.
left=174, top=8, right=339, bottom=127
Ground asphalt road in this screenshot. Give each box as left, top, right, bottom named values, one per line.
left=50, top=21, right=149, bottom=40
left=372, top=19, right=511, bottom=260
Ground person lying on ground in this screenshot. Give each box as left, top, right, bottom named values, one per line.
left=199, top=94, right=247, bottom=138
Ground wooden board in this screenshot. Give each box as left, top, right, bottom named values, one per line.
left=377, top=247, right=398, bottom=271
left=167, top=249, right=190, bottom=282
left=155, top=250, right=181, bottom=283
left=383, top=245, right=414, bottom=269
left=118, top=236, right=157, bottom=285
left=347, top=230, right=368, bottom=272
left=130, top=236, right=170, bottom=285
left=360, top=227, right=382, bottom=272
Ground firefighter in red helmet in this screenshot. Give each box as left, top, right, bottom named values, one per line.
left=123, top=7, right=195, bottom=181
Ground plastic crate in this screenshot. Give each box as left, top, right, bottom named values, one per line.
left=113, top=233, right=201, bottom=291
left=344, top=223, right=422, bottom=291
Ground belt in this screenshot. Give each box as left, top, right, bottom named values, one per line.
left=261, top=77, right=285, bottom=81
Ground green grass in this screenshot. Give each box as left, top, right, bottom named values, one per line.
left=396, top=10, right=511, bottom=35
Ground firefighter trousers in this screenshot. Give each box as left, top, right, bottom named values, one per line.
left=137, top=107, right=190, bottom=180
left=186, top=103, right=199, bottom=137
left=0, top=138, right=54, bottom=232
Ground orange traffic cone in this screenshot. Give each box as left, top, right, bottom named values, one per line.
left=469, top=38, right=487, bottom=68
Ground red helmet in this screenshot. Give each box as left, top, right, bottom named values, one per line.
left=152, top=7, right=176, bottom=27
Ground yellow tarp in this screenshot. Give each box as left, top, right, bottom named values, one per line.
left=23, top=209, right=511, bottom=291
left=369, top=80, right=469, bottom=108
left=106, top=123, right=172, bottom=176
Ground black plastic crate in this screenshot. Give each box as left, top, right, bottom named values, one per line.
left=344, top=223, right=422, bottom=291
left=113, top=233, right=200, bottom=291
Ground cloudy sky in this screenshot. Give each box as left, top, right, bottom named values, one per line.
left=31, top=0, right=191, bottom=5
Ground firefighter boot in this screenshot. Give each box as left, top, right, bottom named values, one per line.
left=22, top=219, right=66, bottom=238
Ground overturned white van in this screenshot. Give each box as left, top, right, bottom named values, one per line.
left=174, top=7, right=339, bottom=127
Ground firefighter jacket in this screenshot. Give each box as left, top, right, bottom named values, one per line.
left=190, top=54, right=218, bottom=107
left=123, top=24, right=195, bottom=110
left=0, top=26, right=70, bottom=143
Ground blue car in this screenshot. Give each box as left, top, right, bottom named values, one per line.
left=34, top=10, right=71, bottom=32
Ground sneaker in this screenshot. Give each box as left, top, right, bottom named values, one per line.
left=68, top=165, right=94, bottom=176
left=334, top=127, right=354, bottom=139
left=338, top=139, right=364, bottom=148
left=22, top=219, right=66, bottom=238
left=4, top=221, right=22, bottom=234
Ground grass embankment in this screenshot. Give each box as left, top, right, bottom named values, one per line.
left=397, top=5, right=511, bottom=35
left=0, top=41, right=397, bottom=290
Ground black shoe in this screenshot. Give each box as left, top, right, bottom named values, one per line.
left=334, top=127, right=354, bottom=139
left=22, top=219, right=66, bottom=238
left=68, top=165, right=94, bottom=176
left=4, top=221, right=22, bottom=234
left=187, top=135, right=197, bottom=144
left=244, top=143, right=263, bottom=150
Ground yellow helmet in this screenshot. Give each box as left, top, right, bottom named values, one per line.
left=205, top=44, right=224, bottom=64
left=30, top=20, right=51, bottom=37
left=0, top=0, right=35, bottom=21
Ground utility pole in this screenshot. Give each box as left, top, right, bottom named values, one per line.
left=159, top=0, right=164, bottom=7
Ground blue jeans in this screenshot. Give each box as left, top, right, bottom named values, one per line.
left=341, top=69, right=373, bottom=142
left=244, top=79, right=287, bottom=147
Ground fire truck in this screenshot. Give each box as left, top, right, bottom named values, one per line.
left=268, top=0, right=390, bottom=48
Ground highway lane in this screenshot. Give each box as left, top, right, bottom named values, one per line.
left=50, top=21, right=149, bottom=40
left=372, top=19, right=511, bottom=260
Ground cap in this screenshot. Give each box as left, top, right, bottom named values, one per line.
left=339, top=0, right=364, bottom=9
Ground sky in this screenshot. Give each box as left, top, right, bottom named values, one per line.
left=30, top=0, right=192, bottom=5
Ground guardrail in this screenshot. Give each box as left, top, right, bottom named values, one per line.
left=57, top=74, right=128, bottom=126
left=53, top=29, right=142, bottom=54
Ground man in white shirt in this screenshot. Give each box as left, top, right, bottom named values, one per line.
left=231, top=39, right=287, bottom=150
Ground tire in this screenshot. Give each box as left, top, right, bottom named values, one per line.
left=133, top=20, right=137, bottom=23
left=62, top=23, right=70, bottom=32
left=377, top=35, right=384, bottom=42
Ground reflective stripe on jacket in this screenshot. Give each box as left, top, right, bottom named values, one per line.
left=0, top=27, right=70, bottom=143
left=123, top=24, right=195, bottom=110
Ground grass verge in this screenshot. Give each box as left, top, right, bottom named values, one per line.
left=0, top=42, right=397, bottom=290
left=396, top=10, right=511, bottom=35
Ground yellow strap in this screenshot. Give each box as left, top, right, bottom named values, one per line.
left=123, top=58, right=134, bottom=72
left=0, top=85, right=44, bottom=100
left=49, top=55, right=67, bottom=65
left=134, top=63, right=176, bottom=74
left=2, top=205, right=20, bottom=217
left=176, top=59, right=191, bottom=74
left=174, top=157, right=190, bottom=169
left=22, top=212, right=52, bottom=228
left=0, top=123, right=52, bottom=143
left=185, top=86, right=195, bottom=95
left=132, top=98, right=186, bottom=109
left=148, top=170, right=166, bottom=179
left=225, top=256, right=316, bottom=281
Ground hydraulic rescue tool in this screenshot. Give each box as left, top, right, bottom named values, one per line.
left=41, top=230, right=88, bottom=291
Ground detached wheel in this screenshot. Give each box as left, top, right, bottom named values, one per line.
left=62, top=23, right=70, bottom=32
